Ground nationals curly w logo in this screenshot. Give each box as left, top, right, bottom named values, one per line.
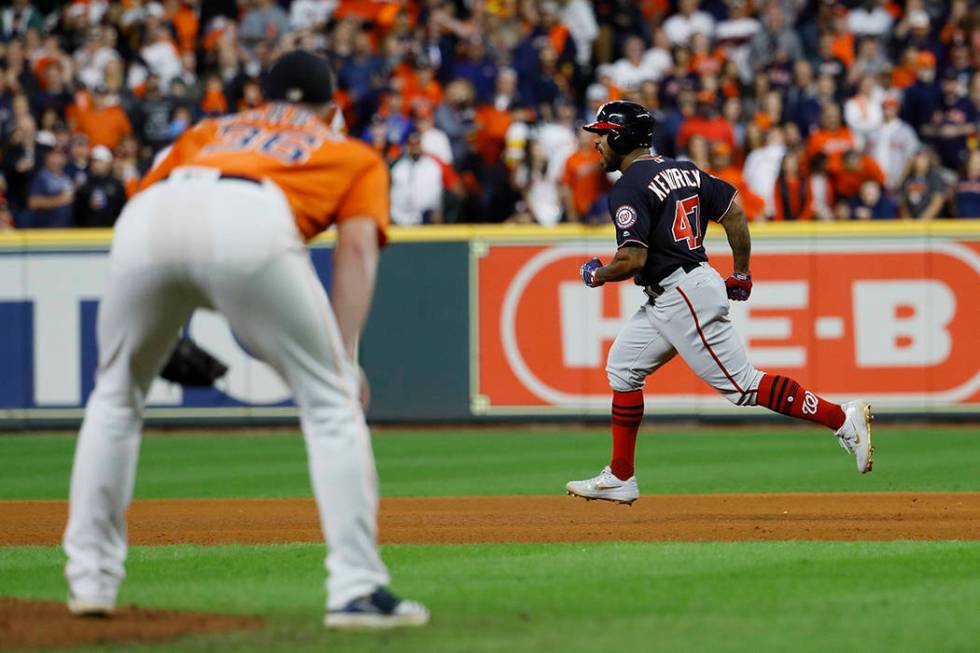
left=802, top=391, right=819, bottom=416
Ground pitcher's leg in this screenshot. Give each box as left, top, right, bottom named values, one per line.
left=64, top=269, right=193, bottom=608
left=211, top=252, right=388, bottom=610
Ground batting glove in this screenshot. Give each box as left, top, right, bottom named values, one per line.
left=725, top=272, right=752, bottom=301
left=580, top=257, right=604, bottom=287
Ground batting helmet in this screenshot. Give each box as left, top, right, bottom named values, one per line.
left=264, top=49, right=334, bottom=105
left=583, top=101, right=654, bottom=155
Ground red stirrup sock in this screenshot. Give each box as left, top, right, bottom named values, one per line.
left=756, top=374, right=846, bottom=430
left=610, top=389, right=644, bottom=480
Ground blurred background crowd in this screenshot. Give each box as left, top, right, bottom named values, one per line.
left=0, top=0, right=978, bottom=230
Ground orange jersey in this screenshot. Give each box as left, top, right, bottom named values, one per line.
left=139, top=103, right=390, bottom=243
left=805, top=127, right=855, bottom=167
left=713, top=165, right=765, bottom=221
left=561, top=148, right=609, bottom=215
left=74, top=104, right=132, bottom=150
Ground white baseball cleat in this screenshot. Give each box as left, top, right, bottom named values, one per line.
left=566, top=465, right=639, bottom=505
left=325, top=587, right=430, bottom=630
left=67, top=593, right=114, bottom=617
left=835, top=400, right=874, bottom=473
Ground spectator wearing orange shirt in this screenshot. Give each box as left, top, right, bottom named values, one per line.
left=689, top=32, right=724, bottom=77
left=168, top=1, right=201, bottom=54
left=472, top=101, right=511, bottom=166
left=804, top=103, right=854, bottom=170
left=541, top=1, right=577, bottom=66
left=828, top=6, right=855, bottom=70
left=772, top=150, right=813, bottom=221
left=200, top=75, right=228, bottom=115
left=676, top=91, right=735, bottom=151
left=830, top=150, right=886, bottom=201
left=560, top=129, right=609, bottom=223
left=710, top=142, right=765, bottom=221
left=72, top=85, right=132, bottom=151
left=753, top=90, right=783, bottom=134
left=890, top=47, right=919, bottom=90
left=401, top=61, right=443, bottom=115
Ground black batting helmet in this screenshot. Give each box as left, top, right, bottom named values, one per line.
left=264, top=49, right=334, bottom=105
left=583, top=101, right=654, bottom=155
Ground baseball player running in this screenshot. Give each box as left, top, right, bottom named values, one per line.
left=62, top=50, right=429, bottom=629
left=566, top=101, right=873, bottom=505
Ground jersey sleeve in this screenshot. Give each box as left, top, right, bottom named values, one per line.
left=336, top=154, right=390, bottom=246
left=700, top=172, right=738, bottom=222
left=608, top=182, right=652, bottom=248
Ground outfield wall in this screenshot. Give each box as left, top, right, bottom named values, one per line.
left=0, top=221, right=977, bottom=427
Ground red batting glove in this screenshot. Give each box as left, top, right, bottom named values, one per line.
left=725, top=272, right=752, bottom=301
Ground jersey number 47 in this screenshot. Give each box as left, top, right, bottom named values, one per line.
left=672, top=195, right=703, bottom=250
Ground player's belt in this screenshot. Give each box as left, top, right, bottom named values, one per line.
left=163, top=169, right=262, bottom=186
left=217, top=173, right=261, bottom=186
left=644, top=261, right=704, bottom=301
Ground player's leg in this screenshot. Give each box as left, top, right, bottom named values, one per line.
left=565, top=304, right=676, bottom=503
left=653, top=266, right=872, bottom=472
left=199, top=183, right=424, bottom=625
left=209, top=251, right=411, bottom=615
left=63, top=197, right=198, bottom=614
left=605, top=305, right=678, bottom=480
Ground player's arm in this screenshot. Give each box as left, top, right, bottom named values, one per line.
left=702, top=172, right=753, bottom=300
left=332, top=217, right=380, bottom=361
left=581, top=184, right=650, bottom=287
left=720, top=199, right=750, bottom=275
left=594, top=246, right=647, bottom=283
left=333, top=155, right=389, bottom=361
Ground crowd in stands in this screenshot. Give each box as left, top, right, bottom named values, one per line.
left=0, top=0, right=978, bottom=230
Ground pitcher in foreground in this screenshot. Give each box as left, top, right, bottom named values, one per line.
left=62, top=50, right=429, bottom=629
left=566, top=101, right=874, bottom=505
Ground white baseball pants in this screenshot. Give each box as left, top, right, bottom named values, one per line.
left=63, top=167, right=389, bottom=610
left=606, top=263, right=764, bottom=404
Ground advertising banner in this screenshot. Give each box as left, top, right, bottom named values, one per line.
left=1, top=225, right=977, bottom=425
left=0, top=246, right=333, bottom=420
left=0, top=235, right=473, bottom=425
left=474, top=238, right=980, bottom=415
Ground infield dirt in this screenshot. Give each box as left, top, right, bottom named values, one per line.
left=2, top=493, right=978, bottom=546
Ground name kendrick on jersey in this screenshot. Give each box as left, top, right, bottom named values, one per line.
left=647, top=168, right=703, bottom=201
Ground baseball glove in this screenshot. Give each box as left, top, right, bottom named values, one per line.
left=159, top=338, right=229, bottom=387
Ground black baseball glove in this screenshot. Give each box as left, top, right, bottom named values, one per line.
left=159, top=338, right=228, bottom=387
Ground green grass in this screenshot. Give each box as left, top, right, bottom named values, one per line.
left=0, top=427, right=977, bottom=500
left=2, top=428, right=977, bottom=651
left=2, top=541, right=978, bottom=653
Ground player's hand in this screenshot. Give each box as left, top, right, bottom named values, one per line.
left=725, top=272, right=752, bottom=301
left=580, top=257, right=604, bottom=287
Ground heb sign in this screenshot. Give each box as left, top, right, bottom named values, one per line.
left=474, top=240, right=980, bottom=414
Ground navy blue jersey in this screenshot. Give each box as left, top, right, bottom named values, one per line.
left=607, top=155, right=737, bottom=287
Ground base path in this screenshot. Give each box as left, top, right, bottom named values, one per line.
left=2, top=493, right=978, bottom=545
